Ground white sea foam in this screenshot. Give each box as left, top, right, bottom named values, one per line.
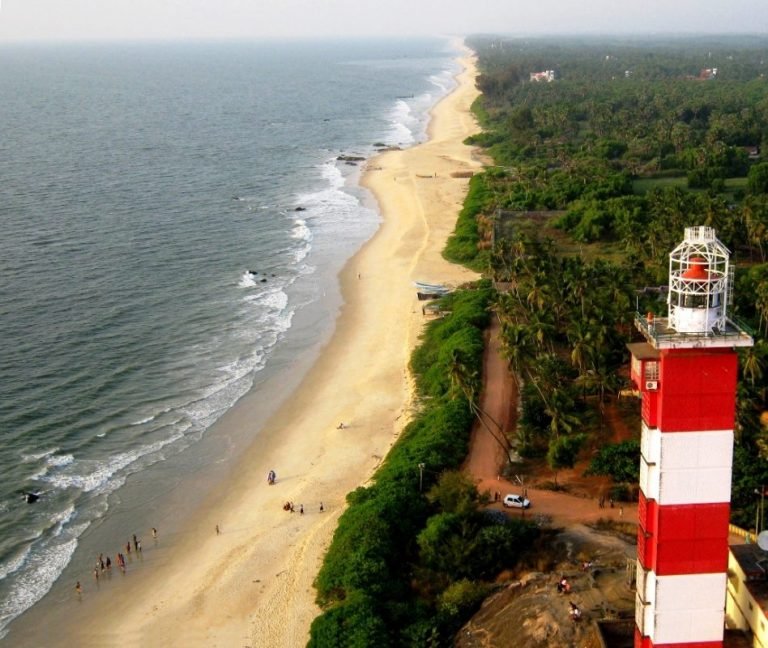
left=47, top=454, right=73, bottom=468
left=130, top=406, right=172, bottom=427
left=29, top=466, right=49, bottom=481
left=295, top=161, right=362, bottom=227
left=429, top=69, right=455, bottom=93
left=291, top=219, right=312, bottom=243
left=384, top=99, right=417, bottom=146
left=40, top=432, right=185, bottom=495
left=0, top=546, right=31, bottom=582
left=238, top=271, right=257, bottom=288
left=259, top=288, right=289, bottom=311
left=0, top=505, right=83, bottom=638
left=20, top=448, right=57, bottom=463
left=0, top=534, right=79, bottom=639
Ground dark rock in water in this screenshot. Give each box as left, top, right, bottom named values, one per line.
left=249, top=270, right=258, bottom=275
left=294, top=207, right=306, bottom=212
left=345, top=161, right=358, bottom=166
left=260, top=278, right=267, bottom=283
left=337, top=155, right=365, bottom=162
left=23, top=492, right=40, bottom=503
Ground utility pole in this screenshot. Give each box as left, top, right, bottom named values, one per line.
left=418, top=463, right=425, bottom=492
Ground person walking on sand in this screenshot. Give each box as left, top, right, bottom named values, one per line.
left=300, top=504, right=304, bottom=515
left=215, top=524, right=220, bottom=535
left=319, top=502, right=324, bottom=512
left=75, top=581, right=82, bottom=596
left=152, top=527, right=157, bottom=539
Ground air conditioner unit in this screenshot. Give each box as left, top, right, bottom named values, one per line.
left=645, top=380, right=658, bottom=391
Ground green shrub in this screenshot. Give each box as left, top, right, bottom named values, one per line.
left=586, top=440, right=640, bottom=483
left=444, top=173, right=493, bottom=267
left=308, top=593, right=391, bottom=648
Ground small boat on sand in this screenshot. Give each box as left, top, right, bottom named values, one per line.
left=413, top=281, right=451, bottom=294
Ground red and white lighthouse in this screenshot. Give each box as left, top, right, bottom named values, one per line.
left=628, top=226, right=753, bottom=648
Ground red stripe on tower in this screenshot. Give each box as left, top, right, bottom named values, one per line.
left=629, top=227, right=753, bottom=647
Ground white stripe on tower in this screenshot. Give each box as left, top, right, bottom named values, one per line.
left=640, top=425, right=733, bottom=504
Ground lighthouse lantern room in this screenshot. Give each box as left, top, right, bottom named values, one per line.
left=668, top=226, right=731, bottom=335
left=629, top=227, right=753, bottom=648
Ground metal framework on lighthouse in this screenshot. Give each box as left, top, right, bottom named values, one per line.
left=628, top=227, right=752, bottom=648
left=667, top=226, right=732, bottom=336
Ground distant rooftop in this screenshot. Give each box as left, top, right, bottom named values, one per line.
left=731, top=543, right=768, bottom=619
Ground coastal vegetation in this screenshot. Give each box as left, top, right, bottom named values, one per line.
left=309, top=284, right=540, bottom=646
left=456, top=34, right=768, bottom=528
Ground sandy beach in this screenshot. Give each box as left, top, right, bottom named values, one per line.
left=52, top=44, right=482, bottom=648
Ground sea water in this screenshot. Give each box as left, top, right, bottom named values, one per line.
left=0, top=37, right=458, bottom=640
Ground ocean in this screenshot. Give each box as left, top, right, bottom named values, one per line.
left=0, top=37, right=458, bottom=640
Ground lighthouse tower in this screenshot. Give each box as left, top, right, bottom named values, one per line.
left=628, top=227, right=753, bottom=648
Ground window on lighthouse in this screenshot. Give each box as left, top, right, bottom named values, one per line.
left=644, top=361, right=659, bottom=381
left=683, top=293, right=707, bottom=308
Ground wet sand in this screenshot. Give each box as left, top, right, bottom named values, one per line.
left=36, top=43, right=483, bottom=648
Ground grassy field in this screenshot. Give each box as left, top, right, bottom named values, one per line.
left=632, top=175, right=748, bottom=196
left=632, top=176, right=687, bottom=193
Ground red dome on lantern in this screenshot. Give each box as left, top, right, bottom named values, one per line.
left=681, top=257, right=709, bottom=280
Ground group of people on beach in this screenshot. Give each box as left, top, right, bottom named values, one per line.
left=75, top=527, right=157, bottom=596
left=282, top=501, right=323, bottom=514
left=270, top=467, right=324, bottom=515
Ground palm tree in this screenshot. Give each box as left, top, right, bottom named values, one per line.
left=527, top=311, right=556, bottom=351
left=500, top=323, right=536, bottom=386
left=567, top=321, right=594, bottom=376
left=575, top=365, right=621, bottom=431
left=741, top=342, right=766, bottom=388
left=447, top=349, right=515, bottom=464
left=543, top=388, right=581, bottom=439
left=755, top=284, right=768, bottom=337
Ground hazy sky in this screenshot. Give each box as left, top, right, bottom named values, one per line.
left=0, top=0, right=766, bottom=43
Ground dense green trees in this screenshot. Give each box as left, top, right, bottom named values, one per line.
left=462, top=34, right=768, bottom=522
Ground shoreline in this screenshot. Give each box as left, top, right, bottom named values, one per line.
left=14, top=42, right=482, bottom=648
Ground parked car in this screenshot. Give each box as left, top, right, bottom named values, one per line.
left=503, top=493, right=531, bottom=509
